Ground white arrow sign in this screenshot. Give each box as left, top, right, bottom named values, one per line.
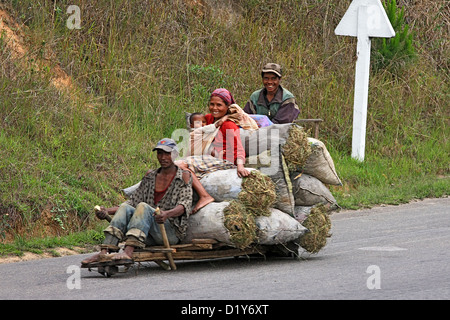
left=335, top=0, right=395, bottom=161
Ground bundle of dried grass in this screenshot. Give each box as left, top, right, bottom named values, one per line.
left=283, top=125, right=312, bottom=171
left=223, top=200, right=257, bottom=249
left=299, top=205, right=331, bottom=254
left=238, top=170, right=276, bottom=216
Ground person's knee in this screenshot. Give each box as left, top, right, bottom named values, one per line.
left=134, top=202, right=155, bottom=220
left=135, top=202, right=152, bottom=211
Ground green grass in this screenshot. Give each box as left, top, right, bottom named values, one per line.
left=0, top=0, right=448, bottom=256
left=330, top=152, right=449, bottom=209
left=0, top=224, right=106, bottom=257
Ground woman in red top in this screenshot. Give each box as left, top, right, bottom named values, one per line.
left=178, top=88, right=251, bottom=213
left=203, top=89, right=249, bottom=177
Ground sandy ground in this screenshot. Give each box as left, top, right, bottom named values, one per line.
left=0, top=246, right=96, bottom=264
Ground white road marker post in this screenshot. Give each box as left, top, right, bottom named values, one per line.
left=335, top=0, right=395, bottom=161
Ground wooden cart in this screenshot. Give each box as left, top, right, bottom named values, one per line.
left=80, top=238, right=274, bottom=277
left=84, top=206, right=299, bottom=277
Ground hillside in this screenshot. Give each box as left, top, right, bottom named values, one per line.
left=0, top=0, right=448, bottom=241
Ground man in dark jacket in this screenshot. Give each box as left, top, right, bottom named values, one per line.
left=244, top=63, right=300, bottom=124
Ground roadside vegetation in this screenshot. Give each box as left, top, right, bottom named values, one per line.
left=0, top=0, right=448, bottom=256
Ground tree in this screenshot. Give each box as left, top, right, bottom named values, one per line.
left=372, top=0, right=416, bottom=72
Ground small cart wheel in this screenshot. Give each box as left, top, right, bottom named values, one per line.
left=98, top=265, right=118, bottom=277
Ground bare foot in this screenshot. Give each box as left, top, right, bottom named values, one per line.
left=81, top=249, right=107, bottom=264
left=192, top=195, right=215, bottom=214
left=112, top=245, right=134, bottom=261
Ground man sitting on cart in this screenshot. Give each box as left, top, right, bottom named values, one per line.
left=82, top=138, right=193, bottom=265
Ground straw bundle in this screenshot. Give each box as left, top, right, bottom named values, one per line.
left=238, top=170, right=276, bottom=216
left=283, top=125, right=312, bottom=171
left=299, top=205, right=331, bottom=254
left=222, top=171, right=279, bottom=248
left=223, top=200, right=257, bottom=249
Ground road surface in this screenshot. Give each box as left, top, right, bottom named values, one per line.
left=0, top=197, right=449, bottom=301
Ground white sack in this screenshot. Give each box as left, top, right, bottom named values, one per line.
left=199, top=168, right=256, bottom=202
left=303, top=138, right=342, bottom=186
left=184, top=202, right=232, bottom=244
left=184, top=202, right=307, bottom=246
left=293, top=205, right=313, bottom=223
left=122, top=181, right=141, bottom=198
left=201, top=166, right=294, bottom=215
left=239, top=123, right=297, bottom=157
left=256, top=208, right=308, bottom=245
left=291, top=173, right=338, bottom=207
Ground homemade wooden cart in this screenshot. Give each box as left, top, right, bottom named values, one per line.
left=81, top=208, right=298, bottom=277
left=80, top=238, right=284, bottom=277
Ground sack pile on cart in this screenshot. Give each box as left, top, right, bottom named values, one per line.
left=122, top=123, right=340, bottom=255
left=185, top=123, right=341, bottom=254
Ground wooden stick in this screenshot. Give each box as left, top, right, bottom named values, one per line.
left=154, top=260, right=171, bottom=271
left=154, top=207, right=177, bottom=270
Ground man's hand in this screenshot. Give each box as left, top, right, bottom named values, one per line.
left=154, top=210, right=168, bottom=224
left=94, top=206, right=109, bottom=220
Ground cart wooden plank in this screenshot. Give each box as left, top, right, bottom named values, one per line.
left=133, top=246, right=264, bottom=262
left=141, top=243, right=214, bottom=251
left=80, top=238, right=267, bottom=275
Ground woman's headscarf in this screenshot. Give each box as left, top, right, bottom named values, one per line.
left=209, top=88, right=258, bottom=130
left=210, top=88, right=235, bottom=106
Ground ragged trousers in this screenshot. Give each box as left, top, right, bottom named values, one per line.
left=103, top=202, right=179, bottom=249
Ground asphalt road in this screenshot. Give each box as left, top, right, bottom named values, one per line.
left=0, top=197, right=449, bottom=301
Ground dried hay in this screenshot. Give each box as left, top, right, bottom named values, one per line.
left=223, top=200, right=257, bottom=249
left=283, top=125, right=312, bottom=171
left=222, top=171, right=278, bottom=248
left=238, top=170, right=276, bottom=216
left=299, top=205, right=331, bottom=254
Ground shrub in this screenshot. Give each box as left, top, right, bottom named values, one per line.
left=372, top=0, right=416, bottom=72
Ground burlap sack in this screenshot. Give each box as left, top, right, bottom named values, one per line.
left=200, top=165, right=294, bottom=216
left=256, top=208, right=307, bottom=245
left=303, top=138, right=342, bottom=186
left=199, top=168, right=257, bottom=202
left=239, top=123, right=295, bottom=157
left=183, top=202, right=232, bottom=244
left=184, top=202, right=307, bottom=246
left=291, top=173, right=338, bottom=207
left=122, top=181, right=141, bottom=197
